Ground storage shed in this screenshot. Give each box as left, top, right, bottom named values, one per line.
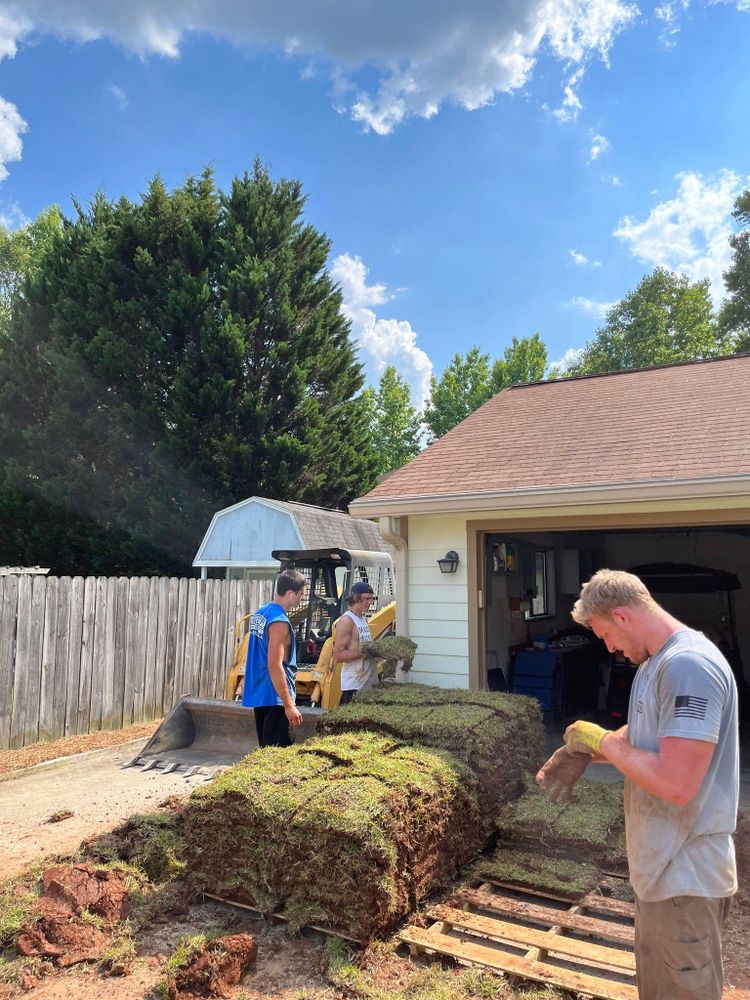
left=193, top=496, right=393, bottom=579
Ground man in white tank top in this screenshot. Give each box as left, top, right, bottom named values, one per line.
left=334, top=581, right=376, bottom=704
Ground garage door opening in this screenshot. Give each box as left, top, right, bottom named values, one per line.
left=482, top=525, right=750, bottom=726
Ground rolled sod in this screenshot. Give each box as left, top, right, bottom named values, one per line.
left=495, top=774, right=627, bottom=872
left=468, top=774, right=628, bottom=899
left=180, top=732, right=482, bottom=940
left=317, top=684, right=545, bottom=831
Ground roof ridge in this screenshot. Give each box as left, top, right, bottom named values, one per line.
left=509, top=352, right=750, bottom=390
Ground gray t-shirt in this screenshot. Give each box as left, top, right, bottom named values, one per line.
left=625, top=628, right=739, bottom=902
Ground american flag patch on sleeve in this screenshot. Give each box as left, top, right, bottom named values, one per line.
left=674, top=694, right=708, bottom=719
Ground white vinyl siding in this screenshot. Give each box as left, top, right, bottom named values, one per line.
left=406, top=513, right=470, bottom=688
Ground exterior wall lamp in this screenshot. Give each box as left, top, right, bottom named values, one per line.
left=437, top=550, right=460, bottom=574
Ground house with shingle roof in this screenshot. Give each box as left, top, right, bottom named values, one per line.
left=349, top=355, right=750, bottom=706
left=193, top=496, right=393, bottom=578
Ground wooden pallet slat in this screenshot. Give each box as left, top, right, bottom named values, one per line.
left=427, top=904, right=635, bottom=972
left=399, top=882, right=637, bottom=1000
left=400, top=925, right=637, bottom=1000
left=579, top=894, right=636, bottom=919
left=453, top=887, right=635, bottom=947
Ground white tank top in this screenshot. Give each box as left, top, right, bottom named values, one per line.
left=339, top=610, right=376, bottom=692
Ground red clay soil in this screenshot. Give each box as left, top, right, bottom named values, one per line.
left=15, top=863, right=131, bottom=968
left=166, top=934, right=258, bottom=999
left=0, top=723, right=159, bottom=777
left=723, top=808, right=750, bottom=991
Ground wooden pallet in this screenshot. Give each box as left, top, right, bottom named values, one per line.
left=399, top=881, right=637, bottom=1000
left=202, top=892, right=365, bottom=944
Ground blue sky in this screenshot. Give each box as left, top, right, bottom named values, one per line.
left=0, top=2, right=748, bottom=406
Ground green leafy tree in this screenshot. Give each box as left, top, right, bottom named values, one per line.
left=423, top=346, right=494, bottom=440
left=492, top=333, right=548, bottom=390
left=0, top=206, right=63, bottom=330
left=365, top=366, right=422, bottom=477
left=567, top=268, right=727, bottom=377
left=424, top=336, right=550, bottom=440
left=0, top=164, right=377, bottom=575
left=720, top=190, right=750, bottom=353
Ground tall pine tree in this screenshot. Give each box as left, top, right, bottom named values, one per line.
left=0, top=164, right=377, bottom=575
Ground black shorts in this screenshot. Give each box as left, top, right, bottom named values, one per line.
left=339, top=690, right=357, bottom=705
left=254, top=705, right=295, bottom=748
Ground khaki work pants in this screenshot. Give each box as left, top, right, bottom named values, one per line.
left=634, top=894, right=732, bottom=999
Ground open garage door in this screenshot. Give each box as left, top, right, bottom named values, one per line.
left=482, top=524, right=750, bottom=724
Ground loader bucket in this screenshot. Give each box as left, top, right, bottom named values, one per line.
left=122, top=696, right=323, bottom=778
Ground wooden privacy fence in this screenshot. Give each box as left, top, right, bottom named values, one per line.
left=0, top=575, right=274, bottom=752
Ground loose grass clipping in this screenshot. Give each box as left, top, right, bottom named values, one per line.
left=180, top=732, right=482, bottom=941
left=317, top=684, right=544, bottom=832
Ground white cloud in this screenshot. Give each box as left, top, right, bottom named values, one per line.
left=568, top=295, right=616, bottom=318
left=106, top=82, right=128, bottom=109
left=613, top=169, right=750, bottom=302
left=569, top=248, right=602, bottom=267
left=608, top=175, right=622, bottom=186
left=552, top=66, right=585, bottom=122
left=0, top=201, right=28, bottom=229
left=654, top=0, right=749, bottom=45
left=332, top=253, right=432, bottom=408
left=589, top=132, right=610, bottom=162
left=655, top=0, right=690, bottom=44
left=549, top=346, right=585, bottom=371
left=0, top=1, right=639, bottom=134
left=0, top=96, right=26, bottom=181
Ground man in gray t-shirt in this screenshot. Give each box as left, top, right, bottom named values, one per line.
left=536, top=569, right=739, bottom=1000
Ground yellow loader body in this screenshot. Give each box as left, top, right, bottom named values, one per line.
left=225, top=599, right=396, bottom=709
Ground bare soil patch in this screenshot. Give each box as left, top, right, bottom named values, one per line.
left=0, top=723, right=159, bottom=778
left=0, top=742, right=204, bottom=881
left=723, top=808, right=750, bottom=992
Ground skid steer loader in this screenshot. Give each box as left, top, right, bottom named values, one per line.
left=124, top=547, right=395, bottom=776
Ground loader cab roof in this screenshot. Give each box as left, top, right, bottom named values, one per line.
left=272, top=548, right=394, bottom=571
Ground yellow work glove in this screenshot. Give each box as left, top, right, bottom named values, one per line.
left=563, top=720, right=608, bottom=756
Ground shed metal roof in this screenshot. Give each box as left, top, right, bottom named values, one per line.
left=193, top=496, right=393, bottom=568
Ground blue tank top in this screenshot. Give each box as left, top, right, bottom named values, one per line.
left=241, top=601, right=297, bottom=708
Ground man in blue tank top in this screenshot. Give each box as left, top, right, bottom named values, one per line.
left=242, top=570, right=306, bottom=747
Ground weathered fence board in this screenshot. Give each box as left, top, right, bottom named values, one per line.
left=0, top=577, right=19, bottom=749
left=64, top=578, right=84, bottom=736
left=51, top=577, right=71, bottom=741
left=38, top=576, right=59, bottom=743
left=76, top=576, right=97, bottom=736
left=0, top=575, right=272, bottom=751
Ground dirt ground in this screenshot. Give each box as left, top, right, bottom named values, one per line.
left=1, top=900, right=334, bottom=1000
left=0, top=724, right=160, bottom=778
left=1, top=730, right=750, bottom=1000
left=0, top=739, right=206, bottom=880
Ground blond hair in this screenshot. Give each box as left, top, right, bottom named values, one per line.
left=572, top=569, right=657, bottom=625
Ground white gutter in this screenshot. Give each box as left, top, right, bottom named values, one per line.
left=349, top=474, right=750, bottom=518
left=378, top=516, right=408, bottom=638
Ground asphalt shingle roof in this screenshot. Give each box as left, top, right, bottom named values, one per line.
left=268, top=500, right=394, bottom=554
left=356, top=356, right=750, bottom=503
